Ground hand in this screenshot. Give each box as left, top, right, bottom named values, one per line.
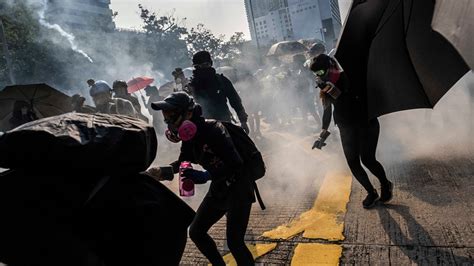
left=143, top=167, right=164, bottom=181
left=312, top=130, right=331, bottom=150
left=241, top=122, right=250, bottom=134
left=182, top=169, right=211, bottom=184
left=143, top=166, right=174, bottom=181
left=312, top=138, right=327, bottom=149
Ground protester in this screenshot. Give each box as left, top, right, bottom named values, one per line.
left=112, top=80, right=149, bottom=122
left=235, top=69, right=262, bottom=138
left=310, top=54, right=393, bottom=209
left=151, top=92, right=256, bottom=265
left=71, top=94, right=95, bottom=113
left=8, top=100, right=38, bottom=130
left=172, top=68, right=190, bottom=93
left=89, top=80, right=136, bottom=117
left=144, top=85, right=165, bottom=135
left=292, top=54, right=321, bottom=127
left=188, top=51, right=250, bottom=133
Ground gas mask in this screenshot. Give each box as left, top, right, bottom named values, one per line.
left=164, top=113, right=197, bottom=143
left=315, top=66, right=342, bottom=100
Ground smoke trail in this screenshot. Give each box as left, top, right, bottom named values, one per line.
left=35, top=0, right=93, bottom=63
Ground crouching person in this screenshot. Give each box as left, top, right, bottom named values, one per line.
left=151, top=92, right=256, bottom=265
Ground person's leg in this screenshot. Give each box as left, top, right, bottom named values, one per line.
left=189, top=199, right=227, bottom=265
left=339, top=125, right=375, bottom=193
left=339, top=125, right=379, bottom=208
left=360, top=119, right=392, bottom=202
left=226, top=203, right=254, bottom=265
left=359, top=119, right=389, bottom=185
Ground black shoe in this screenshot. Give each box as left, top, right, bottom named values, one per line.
left=363, top=190, right=380, bottom=209
left=380, top=181, right=393, bottom=203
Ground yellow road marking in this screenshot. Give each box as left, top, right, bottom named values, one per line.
left=291, top=243, right=342, bottom=265
left=221, top=243, right=278, bottom=266
left=263, top=172, right=352, bottom=241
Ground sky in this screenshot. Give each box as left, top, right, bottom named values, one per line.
left=111, top=0, right=352, bottom=40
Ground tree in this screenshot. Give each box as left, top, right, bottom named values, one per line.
left=186, top=23, right=224, bottom=61
left=137, top=4, right=189, bottom=74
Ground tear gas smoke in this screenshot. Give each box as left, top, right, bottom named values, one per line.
left=34, top=0, right=93, bottom=63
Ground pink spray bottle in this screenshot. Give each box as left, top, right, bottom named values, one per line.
left=179, top=161, right=195, bottom=197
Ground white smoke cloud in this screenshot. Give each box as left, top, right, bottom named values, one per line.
left=30, top=0, right=94, bottom=63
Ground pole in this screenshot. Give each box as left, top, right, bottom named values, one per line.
left=0, top=18, right=15, bottom=84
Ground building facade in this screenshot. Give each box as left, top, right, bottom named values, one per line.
left=46, top=0, right=115, bottom=31
left=244, top=0, right=341, bottom=48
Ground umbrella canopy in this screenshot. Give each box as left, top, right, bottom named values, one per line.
left=335, top=0, right=469, bottom=119
left=127, top=76, right=154, bottom=94
left=0, top=83, right=72, bottom=131
left=267, top=41, right=308, bottom=57
left=432, top=0, right=473, bottom=69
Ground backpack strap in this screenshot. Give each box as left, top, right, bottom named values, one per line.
left=253, top=182, right=266, bottom=210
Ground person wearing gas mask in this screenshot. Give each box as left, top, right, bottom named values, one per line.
left=8, top=100, right=38, bottom=130
left=150, top=92, right=255, bottom=265
left=112, top=80, right=149, bottom=122
left=310, top=54, right=393, bottom=209
left=189, top=51, right=250, bottom=134
left=89, top=80, right=136, bottom=117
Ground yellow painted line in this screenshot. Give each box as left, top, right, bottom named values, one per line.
left=262, top=172, right=352, bottom=241
left=221, top=243, right=278, bottom=266
left=291, top=243, right=342, bottom=265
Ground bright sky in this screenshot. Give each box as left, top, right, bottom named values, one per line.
left=111, top=0, right=352, bottom=40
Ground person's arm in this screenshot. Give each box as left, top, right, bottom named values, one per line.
left=220, top=75, right=248, bottom=124
left=321, top=103, right=332, bottom=131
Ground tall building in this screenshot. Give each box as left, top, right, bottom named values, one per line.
left=244, top=0, right=341, bottom=48
left=46, top=0, right=115, bottom=31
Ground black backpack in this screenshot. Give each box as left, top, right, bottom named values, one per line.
left=222, top=122, right=266, bottom=209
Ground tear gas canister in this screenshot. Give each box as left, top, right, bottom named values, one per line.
left=179, top=161, right=195, bottom=197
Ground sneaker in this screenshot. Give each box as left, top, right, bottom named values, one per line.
left=380, top=181, right=393, bottom=203
left=363, top=190, right=380, bottom=209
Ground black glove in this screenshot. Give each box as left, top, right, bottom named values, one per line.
left=182, top=169, right=211, bottom=184
left=312, top=130, right=331, bottom=150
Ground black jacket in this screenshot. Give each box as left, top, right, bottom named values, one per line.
left=170, top=115, right=255, bottom=209
left=321, top=71, right=368, bottom=129
left=190, top=68, right=248, bottom=123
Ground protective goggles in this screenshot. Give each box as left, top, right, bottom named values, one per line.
left=164, top=113, right=182, bottom=125
left=314, top=69, right=326, bottom=77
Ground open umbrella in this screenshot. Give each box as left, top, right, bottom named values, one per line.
left=267, top=41, right=308, bottom=57
left=335, top=0, right=470, bottom=119
left=127, top=76, right=154, bottom=94
left=0, top=83, right=72, bottom=131
left=432, top=0, right=473, bottom=69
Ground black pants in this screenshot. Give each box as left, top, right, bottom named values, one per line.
left=339, top=119, right=389, bottom=193
left=189, top=198, right=254, bottom=266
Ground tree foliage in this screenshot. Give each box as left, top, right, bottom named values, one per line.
left=0, top=3, right=254, bottom=91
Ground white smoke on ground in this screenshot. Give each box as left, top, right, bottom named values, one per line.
left=378, top=71, right=474, bottom=163
left=31, top=0, right=93, bottom=63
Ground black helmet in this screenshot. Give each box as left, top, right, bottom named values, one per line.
left=192, top=51, right=212, bottom=66
left=112, top=80, right=127, bottom=89
left=310, top=54, right=332, bottom=73
left=151, top=92, right=194, bottom=112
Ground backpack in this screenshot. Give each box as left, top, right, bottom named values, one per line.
left=222, top=122, right=266, bottom=209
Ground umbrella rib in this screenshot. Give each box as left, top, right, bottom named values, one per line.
left=404, top=0, right=414, bottom=35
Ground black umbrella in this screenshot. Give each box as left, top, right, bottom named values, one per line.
left=335, top=0, right=470, bottom=119
left=432, top=0, right=473, bottom=69
left=0, top=83, right=73, bottom=131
